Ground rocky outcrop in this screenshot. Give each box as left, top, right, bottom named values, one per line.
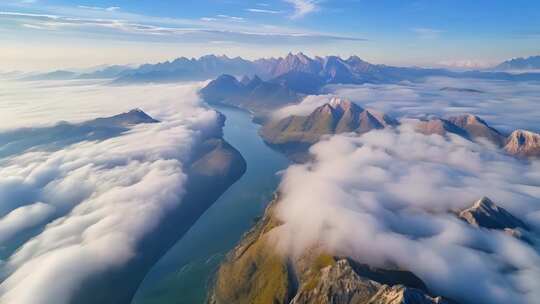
left=290, top=258, right=449, bottom=304
left=209, top=198, right=455, bottom=304
left=504, top=129, right=540, bottom=158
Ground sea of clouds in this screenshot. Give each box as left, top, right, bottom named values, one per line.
left=274, top=77, right=540, bottom=133
left=273, top=123, right=540, bottom=304
left=0, top=79, right=217, bottom=303
left=271, top=77, right=540, bottom=303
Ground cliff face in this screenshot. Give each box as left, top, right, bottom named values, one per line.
left=209, top=198, right=453, bottom=304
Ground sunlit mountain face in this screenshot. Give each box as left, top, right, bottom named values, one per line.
left=1, top=1, right=540, bottom=304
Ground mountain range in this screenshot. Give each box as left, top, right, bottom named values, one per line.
left=20, top=65, right=133, bottom=81
left=19, top=53, right=540, bottom=85
left=123, top=53, right=540, bottom=86
left=258, top=99, right=540, bottom=162
left=415, top=114, right=540, bottom=158
left=493, top=55, right=540, bottom=71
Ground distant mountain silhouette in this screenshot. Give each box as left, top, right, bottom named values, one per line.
left=114, top=55, right=257, bottom=83
left=200, top=74, right=300, bottom=115
left=77, top=65, right=133, bottom=79
left=21, top=70, right=78, bottom=81
left=494, top=55, right=540, bottom=71
left=0, top=109, right=158, bottom=158
left=25, top=53, right=540, bottom=86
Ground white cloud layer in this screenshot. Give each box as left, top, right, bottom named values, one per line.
left=273, top=125, right=540, bottom=304
left=275, top=77, right=540, bottom=133
left=0, top=80, right=219, bottom=303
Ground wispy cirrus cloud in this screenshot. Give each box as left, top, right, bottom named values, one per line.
left=0, top=11, right=364, bottom=44
left=284, top=0, right=319, bottom=19
left=246, top=8, right=282, bottom=14
left=412, top=27, right=444, bottom=39
left=78, top=5, right=120, bottom=12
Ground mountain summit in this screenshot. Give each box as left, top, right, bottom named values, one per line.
left=504, top=129, right=540, bottom=157
left=260, top=97, right=397, bottom=161
left=459, top=197, right=529, bottom=231
left=415, top=114, right=505, bottom=146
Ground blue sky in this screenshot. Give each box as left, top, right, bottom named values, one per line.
left=1, top=0, right=539, bottom=70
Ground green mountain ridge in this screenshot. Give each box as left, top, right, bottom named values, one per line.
left=260, top=98, right=397, bottom=161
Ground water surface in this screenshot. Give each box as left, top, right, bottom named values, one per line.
left=132, top=105, right=289, bottom=304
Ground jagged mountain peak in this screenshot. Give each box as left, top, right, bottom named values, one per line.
left=447, top=113, right=487, bottom=127
left=459, top=197, right=529, bottom=231
left=328, top=97, right=359, bottom=110
left=86, top=108, right=159, bottom=128
left=470, top=196, right=499, bottom=212
left=347, top=55, right=367, bottom=63
left=415, top=117, right=468, bottom=138
left=504, top=129, right=540, bottom=157
left=415, top=114, right=505, bottom=146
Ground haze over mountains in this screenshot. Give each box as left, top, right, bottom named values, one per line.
left=20, top=53, right=540, bottom=86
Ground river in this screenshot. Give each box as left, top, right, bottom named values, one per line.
left=132, top=105, right=289, bottom=304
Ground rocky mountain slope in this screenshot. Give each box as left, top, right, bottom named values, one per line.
left=209, top=192, right=534, bottom=304
left=415, top=114, right=505, bottom=146
left=209, top=196, right=456, bottom=304
left=414, top=114, right=540, bottom=158
left=459, top=197, right=529, bottom=231
left=260, top=98, right=396, bottom=160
